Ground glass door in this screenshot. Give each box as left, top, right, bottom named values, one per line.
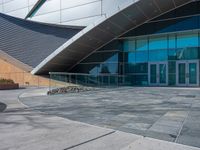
left=176, top=60, right=199, bottom=86
left=177, top=62, right=187, bottom=86
left=188, top=61, right=199, bottom=86
left=149, top=62, right=168, bottom=86
left=149, top=64, right=157, bottom=85
left=159, top=63, right=167, bottom=85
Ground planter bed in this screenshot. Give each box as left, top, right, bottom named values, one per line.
left=0, top=83, right=19, bottom=90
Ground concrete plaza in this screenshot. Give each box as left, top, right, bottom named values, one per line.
left=20, top=87, right=200, bottom=148
left=0, top=87, right=200, bottom=149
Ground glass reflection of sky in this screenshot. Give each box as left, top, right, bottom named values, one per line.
left=89, top=54, right=118, bottom=75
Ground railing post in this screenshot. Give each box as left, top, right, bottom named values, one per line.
left=108, top=75, right=110, bottom=87
left=49, top=72, right=51, bottom=91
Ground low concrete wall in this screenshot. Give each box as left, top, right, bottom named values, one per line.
left=0, top=58, right=51, bottom=87
left=0, top=58, right=72, bottom=87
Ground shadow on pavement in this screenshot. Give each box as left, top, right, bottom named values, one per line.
left=0, top=102, right=7, bottom=112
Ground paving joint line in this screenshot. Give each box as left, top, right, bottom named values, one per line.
left=174, top=99, right=194, bottom=143
left=64, top=131, right=116, bottom=150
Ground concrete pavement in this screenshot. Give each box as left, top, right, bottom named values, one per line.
left=0, top=87, right=200, bottom=150
left=20, top=87, right=200, bottom=148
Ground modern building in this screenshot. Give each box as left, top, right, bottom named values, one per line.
left=0, top=0, right=200, bottom=87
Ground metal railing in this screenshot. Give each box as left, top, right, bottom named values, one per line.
left=49, top=72, right=128, bottom=89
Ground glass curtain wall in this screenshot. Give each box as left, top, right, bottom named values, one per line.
left=69, top=1, right=200, bottom=86
left=123, top=30, right=200, bottom=86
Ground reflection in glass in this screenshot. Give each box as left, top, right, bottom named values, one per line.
left=100, top=63, right=118, bottom=74
left=169, top=35, right=176, bottom=49
left=169, top=74, right=176, bottom=85
left=177, top=47, right=199, bottom=60
left=149, top=50, right=168, bottom=62
left=136, top=38, right=148, bottom=51
left=123, top=40, right=135, bottom=51
left=135, top=51, right=148, bottom=63
left=177, top=33, right=198, bottom=48
left=168, top=61, right=176, bottom=74
left=149, top=36, right=167, bottom=50
left=189, top=63, right=197, bottom=84
left=127, top=52, right=136, bottom=63
left=150, top=64, right=157, bottom=84
left=178, top=63, right=186, bottom=84
left=159, top=64, right=166, bottom=84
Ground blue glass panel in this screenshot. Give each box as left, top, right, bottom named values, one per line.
left=168, top=61, right=176, bottom=74
left=168, top=49, right=177, bottom=60
left=136, top=38, right=148, bottom=51
left=104, top=54, right=118, bottom=63
left=177, top=33, right=198, bottom=48
left=122, top=14, right=200, bottom=37
left=175, top=16, right=199, bottom=32
left=123, top=40, right=135, bottom=51
left=82, top=52, right=119, bottom=63
left=124, top=74, right=149, bottom=86
left=135, top=51, right=148, bottom=63
left=124, top=63, right=148, bottom=74
left=89, top=66, right=100, bottom=75
left=132, top=75, right=148, bottom=86
left=124, top=63, right=134, bottom=74
left=168, top=35, right=176, bottom=49
left=149, top=50, right=168, bottom=61
left=127, top=52, right=136, bottom=63
left=100, top=63, right=118, bottom=74
left=149, top=36, right=168, bottom=50
left=169, top=74, right=176, bottom=85
left=73, top=64, right=101, bottom=75
left=176, top=47, right=199, bottom=60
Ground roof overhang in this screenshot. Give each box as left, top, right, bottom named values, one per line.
left=31, top=0, right=193, bottom=75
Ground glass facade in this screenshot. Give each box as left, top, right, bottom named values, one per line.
left=123, top=30, right=200, bottom=86
left=70, top=1, right=200, bottom=87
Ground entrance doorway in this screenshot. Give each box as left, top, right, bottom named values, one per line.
left=148, top=62, right=168, bottom=86
left=176, top=60, right=199, bottom=86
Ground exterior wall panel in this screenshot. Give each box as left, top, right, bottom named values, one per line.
left=3, top=0, right=28, bottom=12
left=28, top=0, right=39, bottom=5
left=61, top=1, right=101, bottom=23
left=62, top=15, right=102, bottom=26
left=0, top=4, right=3, bottom=12
left=30, top=11, right=60, bottom=23
left=61, top=0, right=99, bottom=9
left=102, top=0, right=133, bottom=16
left=34, top=0, right=60, bottom=15
left=7, top=7, right=29, bottom=18
left=0, top=0, right=134, bottom=26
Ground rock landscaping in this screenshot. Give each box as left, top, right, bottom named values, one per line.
left=47, top=86, right=94, bottom=95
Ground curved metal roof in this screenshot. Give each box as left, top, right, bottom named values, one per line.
left=32, top=0, right=192, bottom=75
left=0, top=13, right=83, bottom=69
